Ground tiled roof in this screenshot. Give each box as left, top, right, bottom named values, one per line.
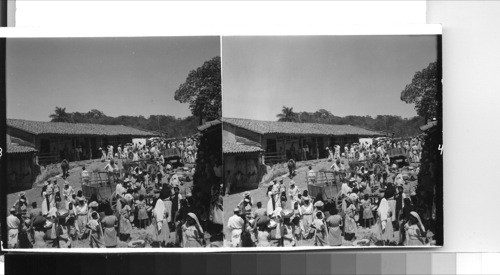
left=223, top=140, right=264, bottom=154
left=223, top=118, right=386, bottom=137
left=420, top=120, right=438, bottom=131
left=7, top=119, right=156, bottom=137
left=198, top=119, right=221, bottom=132
left=7, top=143, right=37, bottom=154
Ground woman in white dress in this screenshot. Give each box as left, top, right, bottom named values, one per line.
left=374, top=195, right=394, bottom=245
left=266, top=186, right=275, bottom=216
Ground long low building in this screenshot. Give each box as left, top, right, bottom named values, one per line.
left=223, top=117, right=386, bottom=164
left=7, top=119, right=156, bottom=164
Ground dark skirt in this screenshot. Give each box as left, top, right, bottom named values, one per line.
left=344, top=232, right=355, bottom=241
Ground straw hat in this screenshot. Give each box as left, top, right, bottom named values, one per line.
left=57, top=209, right=69, bottom=217
left=255, top=216, right=270, bottom=226
left=314, top=201, right=324, bottom=208
left=268, top=220, right=277, bottom=229
left=233, top=207, right=241, bottom=213
left=281, top=209, right=294, bottom=219
left=124, top=194, right=134, bottom=202
left=273, top=207, right=283, bottom=217
left=349, top=193, right=359, bottom=202
left=244, top=191, right=250, bottom=197
left=89, top=201, right=99, bottom=208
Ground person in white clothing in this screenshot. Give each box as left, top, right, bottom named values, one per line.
left=288, top=181, right=300, bottom=208
left=227, top=208, right=244, bottom=247
left=7, top=208, right=20, bottom=248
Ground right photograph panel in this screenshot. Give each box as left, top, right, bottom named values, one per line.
left=222, top=35, right=442, bottom=248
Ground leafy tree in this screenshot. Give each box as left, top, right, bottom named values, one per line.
left=400, top=61, right=440, bottom=121
left=174, top=56, right=221, bottom=125
left=49, top=107, right=72, bottom=122
left=47, top=107, right=199, bottom=138
left=276, top=106, right=299, bottom=122
left=277, top=107, right=425, bottom=138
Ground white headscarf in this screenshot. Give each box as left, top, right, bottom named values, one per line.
left=377, top=198, right=390, bottom=222
left=187, top=212, right=204, bottom=234
left=410, top=211, right=425, bottom=232
left=153, top=199, right=166, bottom=231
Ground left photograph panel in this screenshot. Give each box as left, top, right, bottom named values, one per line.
left=3, top=36, right=223, bottom=249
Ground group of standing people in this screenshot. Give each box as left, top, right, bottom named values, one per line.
left=99, top=136, right=199, bottom=165
left=326, top=137, right=423, bottom=164
left=226, top=136, right=429, bottom=247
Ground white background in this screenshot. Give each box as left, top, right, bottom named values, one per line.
left=5, top=1, right=500, bottom=253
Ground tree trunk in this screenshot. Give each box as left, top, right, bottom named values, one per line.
left=198, top=114, right=204, bottom=126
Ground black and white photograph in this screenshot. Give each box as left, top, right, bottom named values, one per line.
left=222, top=35, right=442, bottom=248
left=3, top=36, right=223, bottom=249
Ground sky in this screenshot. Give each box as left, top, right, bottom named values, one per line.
left=6, top=36, right=220, bottom=121
left=222, top=35, right=438, bottom=121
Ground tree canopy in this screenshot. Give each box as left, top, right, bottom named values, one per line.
left=49, top=107, right=72, bottom=122
left=174, top=56, right=221, bottom=125
left=276, top=107, right=425, bottom=138
left=400, top=61, right=440, bottom=121
left=48, top=107, right=199, bottom=138
left=276, top=106, right=299, bottom=122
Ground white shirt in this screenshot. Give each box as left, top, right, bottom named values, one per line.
left=227, top=214, right=244, bottom=230
left=308, top=170, right=316, bottom=178
left=341, top=183, right=352, bottom=196
left=116, top=183, right=126, bottom=197
left=170, top=174, right=180, bottom=187
left=7, top=214, right=20, bottom=230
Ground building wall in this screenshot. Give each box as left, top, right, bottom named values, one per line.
left=7, top=153, right=37, bottom=192
left=224, top=153, right=263, bottom=192
left=9, top=130, right=134, bottom=164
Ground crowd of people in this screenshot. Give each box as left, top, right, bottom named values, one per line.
left=326, top=137, right=424, bottom=164
left=99, top=136, right=199, bottom=165
left=6, top=133, right=226, bottom=249
left=226, top=136, right=432, bottom=247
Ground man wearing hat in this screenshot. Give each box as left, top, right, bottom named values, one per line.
left=7, top=207, right=21, bottom=248
left=100, top=147, right=107, bottom=161
left=239, top=191, right=253, bottom=206
left=88, top=201, right=100, bottom=222
left=75, top=197, right=89, bottom=239
left=63, top=181, right=75, bottom=209
left=341, top=179, right=354, bottom=197
left=115, top=179, right=128, bottom=198
left=288, top=181, right=300, bottom=208
left=239, top=196, right=252, bottom=216
left=13, top=192, right=28, bottom=217
left=227, top=207, right=244, bottom=247
left=81, top=166, right=90, bottom=186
